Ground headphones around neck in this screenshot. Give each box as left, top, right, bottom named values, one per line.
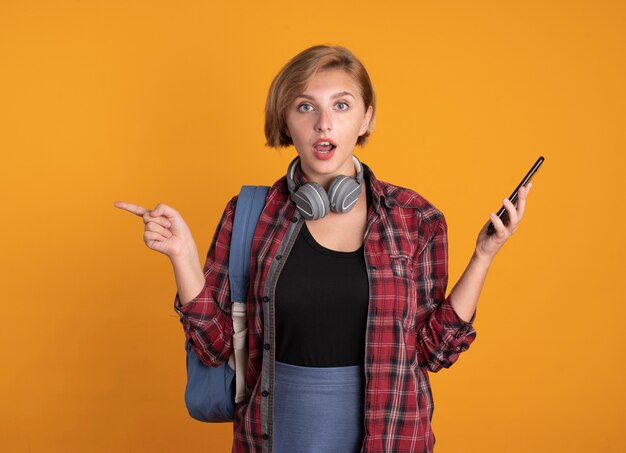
left=286, top=155, right=364, bottom=221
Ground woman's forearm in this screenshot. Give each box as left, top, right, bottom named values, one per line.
left=170, top=249, right=205, bottom=306
left=448, top=252, right=493, bottom=322
left=448, top=182, right=534, bottom=322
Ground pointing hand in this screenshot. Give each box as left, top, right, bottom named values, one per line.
left=114, top=201, right=196, bottom=259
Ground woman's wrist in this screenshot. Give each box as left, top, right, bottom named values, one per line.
left=471, top=248, right=494, bottom=270
left=169, top=243, right=200, bottom=267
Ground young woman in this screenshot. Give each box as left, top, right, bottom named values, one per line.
left=115, top=45, right=532, bottom=453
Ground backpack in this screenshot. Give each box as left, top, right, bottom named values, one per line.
left=184, top=185, right=269, bottom=422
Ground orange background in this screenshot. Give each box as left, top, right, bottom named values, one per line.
left=1, top=1, right=625, bottom=452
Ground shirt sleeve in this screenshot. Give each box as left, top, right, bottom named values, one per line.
left=173, top=196, right=238, bottom=368
left=415, top=214, right=477, bottom=372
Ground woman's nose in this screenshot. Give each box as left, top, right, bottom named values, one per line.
left=315, top=109, right=332, bottom=132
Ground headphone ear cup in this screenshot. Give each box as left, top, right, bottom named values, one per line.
left=328, top=175, right=362, bottom=214
left=292, top=182, right=330, bottom=220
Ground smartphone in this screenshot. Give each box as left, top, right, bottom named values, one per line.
left=486, top=156, right=544, bottom=236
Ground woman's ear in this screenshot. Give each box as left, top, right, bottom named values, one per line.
left=359, top=105, right=374, bottom=136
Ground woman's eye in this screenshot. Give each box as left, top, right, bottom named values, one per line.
left=336, top=102, right=349, bottom=110
left=298, top=104, right=314, bottom=112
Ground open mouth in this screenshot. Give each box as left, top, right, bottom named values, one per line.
left=313, top=140, right=337, bottom=153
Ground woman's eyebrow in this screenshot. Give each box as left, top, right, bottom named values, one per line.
left=296, top=91, right=356, bottom=100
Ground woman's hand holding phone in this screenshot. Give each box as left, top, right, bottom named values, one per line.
left=474, top=156, right=543, bottom=262
left=474, top=182, right=533, bottom=262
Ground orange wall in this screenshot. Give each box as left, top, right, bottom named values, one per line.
left=1, top=1, right=625, bottom=452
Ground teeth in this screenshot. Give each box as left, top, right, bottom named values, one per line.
left=318, top=141, right=331, bottom=146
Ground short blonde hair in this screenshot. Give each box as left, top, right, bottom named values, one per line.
left=264, top=45, right=376, bottom=148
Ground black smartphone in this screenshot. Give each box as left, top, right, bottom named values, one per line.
left=486, top=156, right=544, bottom=236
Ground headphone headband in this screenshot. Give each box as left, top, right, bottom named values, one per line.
left=286, top=155, right=363, bottom=191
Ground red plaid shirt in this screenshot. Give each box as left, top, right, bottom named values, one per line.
left=174, top=161, right=476, bottom=452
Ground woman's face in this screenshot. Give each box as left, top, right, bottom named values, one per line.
left=284, top=68, right=373, bottom=186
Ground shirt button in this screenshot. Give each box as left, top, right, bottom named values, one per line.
left=263, top=296, right=269, bottom=303
left=369, top=266, right=377, bottom=272
left=291, top=216, right=298, bottom=223
left=263, top=434, right=270, bottom=440
left=276, top=254, right=282, bottom=260
left=264, top=343, right=270, bottom=350
left=455, top=331, right=464, bottom=339
left=262, top=390, right=269, bottom=397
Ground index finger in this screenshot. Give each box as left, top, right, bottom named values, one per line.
left=515, top=182, right=533, bottom=221
left=113, top=201, right=150, bottom=217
